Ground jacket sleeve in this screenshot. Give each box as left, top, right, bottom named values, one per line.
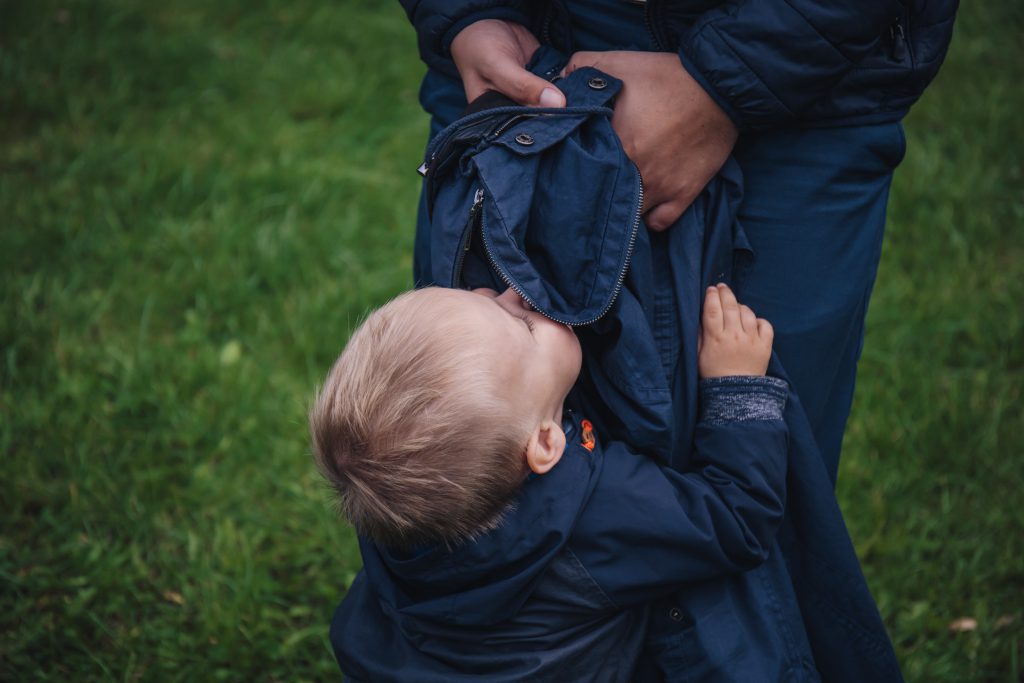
left=399, top=0, right=534, bottom=78
left=677, top=0, right=904, bottom=130
left=568, top=376, right=789, bottom=607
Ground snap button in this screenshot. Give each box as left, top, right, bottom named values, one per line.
left=588, top=76, right=608, bottom=90
left=514, top=133, right=535, bottom=146
left=668, top=607, right=684, bottom=622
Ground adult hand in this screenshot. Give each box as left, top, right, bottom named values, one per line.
left=450, top=19, right=566, bottom=107
left=564, top=51, right=738, bottom=231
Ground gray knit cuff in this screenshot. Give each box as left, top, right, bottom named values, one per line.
left=699, top=376, right=789, bottom=425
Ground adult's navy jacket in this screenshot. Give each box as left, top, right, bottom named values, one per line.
left=330, top=64, right=903, bottom=680
left=399, top=0, right=957, bottom=130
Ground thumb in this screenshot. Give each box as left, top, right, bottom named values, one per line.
left=645, top=201, right=685, bottom=232
left=490, top=61, right=565, bottom=107
left=538, top=86, right=566, bottom=107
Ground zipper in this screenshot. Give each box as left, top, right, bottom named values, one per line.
left=643, top=1, right=666, bottom=51
left=477, top=170, right=644, bottom=327
left=889, top=17, right=907, bottom=61
left=423, top=112, right=538, bottom=179
left=490, top=114, right=532, bottom=140
left=541, top=7, right=553, bottom=45
left=422, top=114, right=518, bottom=179
left=452, top=188, right=485, bottom=286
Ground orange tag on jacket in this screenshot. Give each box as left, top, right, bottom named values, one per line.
left=580, top=419, right=596, bottom=452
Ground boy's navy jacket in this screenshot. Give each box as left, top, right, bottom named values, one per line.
left=337, top=402, right=791, bottom=682
left=331, top=59, right=904, bottom=681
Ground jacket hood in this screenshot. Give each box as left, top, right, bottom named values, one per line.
left=359, top=417, right=602, bottom=627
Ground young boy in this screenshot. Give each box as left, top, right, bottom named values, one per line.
left=312, top=282, right=788, bottom=681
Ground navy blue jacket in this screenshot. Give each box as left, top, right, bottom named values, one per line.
left=333, top=391, right=791, bottom=681
left=331, top=62, right=904, bottom=680
left=399, top=0, right=957, bottom=130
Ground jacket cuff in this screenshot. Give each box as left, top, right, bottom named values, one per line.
left=677, top=49, right=746, bottom=133
left=414, top=4, right=534, bottom=79
left=699, top=376, right=788, bottom=425
left=441, top=7, right=533, bottom=55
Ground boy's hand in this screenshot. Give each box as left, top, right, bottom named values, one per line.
left=698, top=283, right=773, bottom=378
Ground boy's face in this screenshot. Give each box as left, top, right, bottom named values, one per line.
left=433, top=287, right=582, bottom=423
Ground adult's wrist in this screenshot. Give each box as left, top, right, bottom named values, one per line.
left=676, top=48, right=745, bottom=134
left=443, top=9, right=533, bottom=57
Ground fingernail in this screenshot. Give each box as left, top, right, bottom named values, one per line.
left=539, top=87, right=563, bottom=107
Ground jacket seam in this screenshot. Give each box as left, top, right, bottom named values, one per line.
left=697, top=21, right=794, bottom=121
left=777, top=0, right=862, bottom=65
left=564, top=544, right=618, bottom=611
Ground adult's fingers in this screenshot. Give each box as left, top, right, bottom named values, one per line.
left=461, top=73, right=491, bottom=103
left=487, top=59, right=565, bottom=107
left=645, top=201, right=686, bottom=232
left=560, top=51, right=603, bottom=78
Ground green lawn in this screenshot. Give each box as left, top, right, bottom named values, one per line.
left=2, top=1, right=1021, bottom=680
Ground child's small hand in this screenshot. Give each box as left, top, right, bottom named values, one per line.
left=698, top=283, right=773, bottom=378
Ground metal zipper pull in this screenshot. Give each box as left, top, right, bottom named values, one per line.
left=465, top=189, right=484, bottom=253
left=889, top=19, right=907, bottom=61
left=417, top=153, right=435, bottom=177
left=452, top=189, right=485, bottom=286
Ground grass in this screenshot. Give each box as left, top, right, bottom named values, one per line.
left=1, top=0, right=1021, bottom=680
left=837, top=3, right=1024, bottom=680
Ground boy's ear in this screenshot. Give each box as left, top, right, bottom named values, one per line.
left=525, top=419, right=566, bottom=475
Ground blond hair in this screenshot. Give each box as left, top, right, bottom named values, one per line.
left=310, top=289, right=531, bottom=549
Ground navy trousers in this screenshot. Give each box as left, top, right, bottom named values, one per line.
left=732, top=125, right=904, bottom=481
left=412, top=10, right=905, bottom=480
